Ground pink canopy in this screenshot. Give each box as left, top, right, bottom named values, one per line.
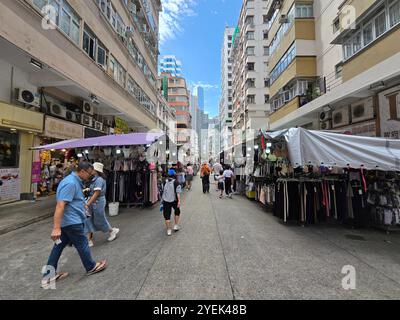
left=32, top=132, right=165, bottom=150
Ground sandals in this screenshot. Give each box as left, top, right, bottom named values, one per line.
left=86, top=260, right=107, bottom=276
left=41, top=272, right=69, bottom=289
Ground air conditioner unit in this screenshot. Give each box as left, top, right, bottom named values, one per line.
left=94, top=121, right=103, bottom=131
left=65, top=110, right=77, bottom=122
left=82, top=100, right=94, bottom=115
left=75, top=113, right=82, bottom=124
left=129, top=3, right=137, bottom=15
left=104, top=119, right=113, bottom=127
left=125, top=26, right=134, bottom=38
left=108, top=127, right=115, bottom=135
left=274, top=0, right=283, bottom=10
left=332, top=107, right=350, bottom=128
left=48, top=102, right=67, bottom=119
left=16, top=88, right=40, bottom=107
left=320, top=120, right=332, bottom=130
left=319, top=111, right=332, bottom=121
left=279, top=15, right=288, bottom=24
left=81, top=114, right=93, bottom=127
left=351, top=97, right=375, bottom=123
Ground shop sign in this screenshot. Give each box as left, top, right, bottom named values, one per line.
left=44, top=116, right=83, bottom=140
left=339, top=121, right=377, bottom=137
left=31, top=162, right=41, bottom=183
left=379, top=86, right=400, bottom=139
left=84, top=127, right=106, bottom=138
left=0, top=168, right=20, bottom=202
left=114, top=117, right=129, bottom=134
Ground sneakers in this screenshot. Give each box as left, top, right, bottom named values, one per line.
left=107, top=228, right=119, bottom=242
left=173, top=225, right=180, bottom=232
left=88, top=240, right=94, bottom=247
left=167, top=229, right=172, bottom=236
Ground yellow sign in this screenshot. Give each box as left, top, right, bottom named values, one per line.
left=114, top=117, right=129, bottom=134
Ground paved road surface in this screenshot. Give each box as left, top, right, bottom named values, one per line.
left=1, top=178, right=400, bottom=299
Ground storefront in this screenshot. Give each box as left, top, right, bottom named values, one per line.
left=36, top=116, right=83, bottom=197
left=84, top=127, right=106, bottom=138
left=0, top=102, right=43, bottom=203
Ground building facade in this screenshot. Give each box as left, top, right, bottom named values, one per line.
left=231, top=0, right=271, bottom=145
left=219, top=27, right=235, bottom=154
left=266, top=0, right=400, bottom=140
left=159, top=55, right=182, bottom=77
left=0, top=0, right=162, bottom=202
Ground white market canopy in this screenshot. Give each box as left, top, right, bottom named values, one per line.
left=261, top=128, right=400, bottom=171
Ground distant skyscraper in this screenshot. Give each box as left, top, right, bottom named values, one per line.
left=197, top=86, right=205, bottom=110
left=160, top=55, right=182, bottom=77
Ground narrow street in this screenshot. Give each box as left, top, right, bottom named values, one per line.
left=1, top=177, right=400, bottom=300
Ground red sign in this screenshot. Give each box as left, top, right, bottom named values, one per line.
left=32, top=162, right=41, bottom=183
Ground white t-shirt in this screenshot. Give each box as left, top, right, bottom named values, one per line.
left=223, top=170, right=234, bottom=178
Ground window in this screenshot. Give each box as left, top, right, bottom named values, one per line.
left=246, top=31, right=255, bottom=40
left=83, top=26, right=96, bottom=60
left=247, top=95, right=255, bottom=104
left=333, top=18, right=340, bottom=33
left=335, top=64, right=343, bottom=79
left=375, top=10, right=386, bottom=37
left=108, top=55, right=126, bottom=87
left=246, top=46, right=255, bottom=55
left=264, top=46, right=269, bottom=56
left=33, top=0, right=80, bottom=45
left=0, top=130, right=19, bottom=168
left=353, top=31, right=362, bottom=54
left=270, top=43, right=296, bottom=84
left=296, top=4, right=313, bottom=18
left=247, top=62, right=255, bottom=71
left=265, top=95, right=270, bottom=103
left=390, top=0, right=400, bottom=27
left=363, top=22, right=374, bottom=45
left=246, top=16, right=254, bottom=24
left=263, top=15, right=268, bottom=23
left=228, top=43, right=232, bottom=48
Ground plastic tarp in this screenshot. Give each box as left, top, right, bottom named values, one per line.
left=31, top=132, right=165, bottom=150
left=261, top=128, right=400, bottom=171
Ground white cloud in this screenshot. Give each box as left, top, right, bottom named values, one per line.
left=159, top=0, right=198, bottom=45
left=189, top=81, right=219, bottom=91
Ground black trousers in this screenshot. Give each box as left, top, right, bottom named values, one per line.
left=202, top=175, right=210, bottom=193
left=225, top=178, right=232, bottom=195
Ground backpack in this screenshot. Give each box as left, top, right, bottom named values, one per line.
left=161, top=178, right=179, bottom=203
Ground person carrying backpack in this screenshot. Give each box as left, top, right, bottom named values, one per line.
left=161, top=169, right=182, bottom=236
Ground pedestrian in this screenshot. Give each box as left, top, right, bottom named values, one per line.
left=85, top=162, right=119, bottom=247
left=216, top=170, right=225, bottom=199
left=223, top=165, right=235, bottom=198
left=185, top=163, right=194, bottom=190
left=200, top=162, right=211, bottom=194
left=161, top=169, right=182, bottom=236
left=41, top=161, right=107, bottom=289
left=176, top=166, right=186, bottom=189
left=213, top=161, right=223, bottom=175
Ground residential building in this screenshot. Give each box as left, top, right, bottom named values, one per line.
left=160, top=55, right=183, bottom=77
left=208, top=116, right=221, bottom=163
left=231, top=0, right=271, bottom=145
left=219, top=26, right=235, bottom=154
left=189, top=91, right=200, bottom=162
left=162, top=73, right=192, bottom=148
left=0, top=0, right=162, bottom=202
left=267, top=0, right=400, bottom=140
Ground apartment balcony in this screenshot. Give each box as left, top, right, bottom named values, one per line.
left=269, top=57, right=317, bottom=98
left=269, top=19, right=316, bottom=72
left=268, top=97, right=300, bottom=126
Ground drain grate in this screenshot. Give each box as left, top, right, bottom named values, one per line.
left=345, top=234, right=367, bottom=241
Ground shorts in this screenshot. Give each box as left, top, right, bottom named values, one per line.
left=218, top=182, right=224, bottom=190
left=163, top=201, right=181, bottom=220
left=186, top=174, right=193, bottom=181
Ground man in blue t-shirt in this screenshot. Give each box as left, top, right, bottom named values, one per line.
left=42, top=161, right=107, bottom=288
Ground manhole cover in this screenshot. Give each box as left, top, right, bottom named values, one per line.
left=345, top=235, right=366, bottom=241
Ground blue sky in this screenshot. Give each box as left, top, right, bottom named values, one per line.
left=159, top=0, right=243, bottom=118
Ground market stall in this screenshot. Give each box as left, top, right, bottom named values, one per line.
left=250, top=128, right=400, bottom=233
left=32, top=132, right=167, bottom=215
